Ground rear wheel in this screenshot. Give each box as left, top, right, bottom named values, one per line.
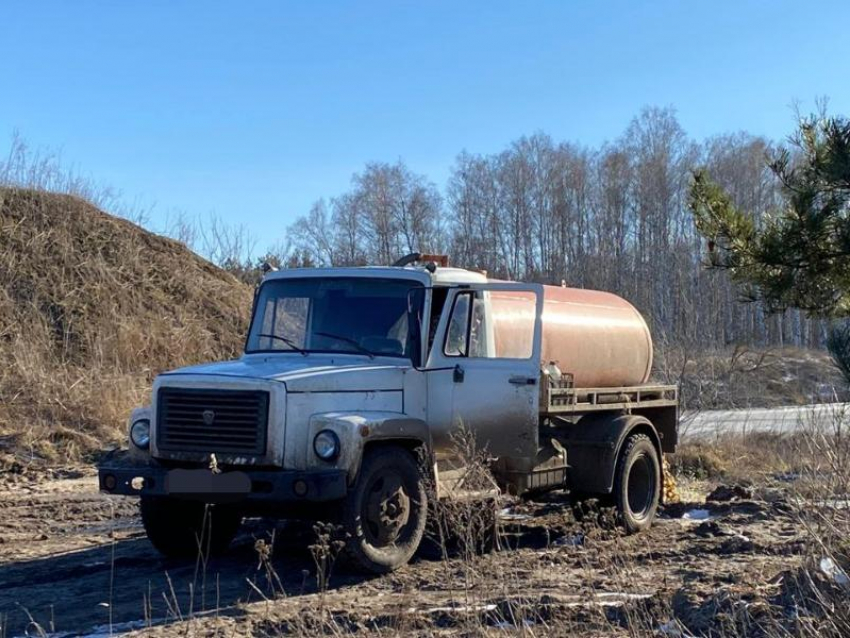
left=613, top=433, right=660, bottom=533
left=140, top=496, right=242, bottom=558
left=342, top=446, right=428, bottom=573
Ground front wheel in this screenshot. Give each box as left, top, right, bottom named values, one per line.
left=613, top=433, right=661, bottom=533
left=342, top=446, right=428, bottom=574
left=140, top=496, right=242, bottom=558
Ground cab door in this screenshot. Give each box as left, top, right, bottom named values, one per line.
left=426, top=283, right=543, bottom=461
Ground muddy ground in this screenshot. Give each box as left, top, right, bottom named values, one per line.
left=0, top=466, right=821, bottom=637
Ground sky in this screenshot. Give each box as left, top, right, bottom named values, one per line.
left=2, top=1, right=850, bottom=251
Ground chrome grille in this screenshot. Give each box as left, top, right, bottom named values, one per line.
left=156, top=388, right=269, bottom=456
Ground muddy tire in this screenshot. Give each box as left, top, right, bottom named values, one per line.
left=342, top=446, right=428, bottom=574
left=140, top=496, right=242, bottom=558
left=613, top=433, right=660, bottom=533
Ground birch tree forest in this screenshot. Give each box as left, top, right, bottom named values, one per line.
left=284, top=106, right=825, bottom=350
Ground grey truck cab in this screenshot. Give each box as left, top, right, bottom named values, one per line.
left=99, top=254, right=678, bottom=573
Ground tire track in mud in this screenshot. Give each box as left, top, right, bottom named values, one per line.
left=0, top=539, right=274, bottom=636
left=0, top=474, right=359, bottom=637
left=0, top=554, right=155, bottom=591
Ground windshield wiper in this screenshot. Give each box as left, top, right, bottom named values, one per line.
left=256, top=333, right=308, bottom=356
left=313, top=331, right=376, bottom=359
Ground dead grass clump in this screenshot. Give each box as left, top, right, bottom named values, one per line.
left=670, top=443, right=729, bottom=480
left=762, top=443, right=850, bottom=637
left=672, top=431, right=807, bottom=485
left=771, top=562, right=850, bottom=637
left=0, top=187, right=253, bottom=464
left=424, top=428, right=503, bottom=564
left=675, top=417, right=850, bottom=637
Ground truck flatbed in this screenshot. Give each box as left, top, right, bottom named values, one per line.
left=541, top=383, right=678, bottom=415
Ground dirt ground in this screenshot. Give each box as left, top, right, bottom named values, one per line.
left=0, top=465, right=821, bottom=638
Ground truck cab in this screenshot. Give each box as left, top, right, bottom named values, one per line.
left=99, top=255, right=677, bottom=573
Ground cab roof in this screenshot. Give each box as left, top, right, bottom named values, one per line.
left=262, top=265, right=489, bottom=286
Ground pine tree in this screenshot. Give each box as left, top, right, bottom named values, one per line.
left=690, top=112, right=850, bottom=378
left=689, top=114, right=850, bottom=315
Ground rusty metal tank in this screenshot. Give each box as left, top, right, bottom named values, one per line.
left=489, top=285, right=652, bottom=388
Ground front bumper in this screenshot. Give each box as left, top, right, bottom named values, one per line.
left=98, top=460, right=347, bottom=504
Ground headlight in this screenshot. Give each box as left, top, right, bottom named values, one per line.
left=313, top=430, right=340, bottom=461
left=130, top=419, right=151, bottom=449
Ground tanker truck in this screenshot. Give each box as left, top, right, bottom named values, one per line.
left=98, top=254, right=678, bottom=573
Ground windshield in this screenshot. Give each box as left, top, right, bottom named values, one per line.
left=246, top=277, right=424, bottom=364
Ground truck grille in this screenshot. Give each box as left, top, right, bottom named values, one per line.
left=156, top=388, right=269, bottom=456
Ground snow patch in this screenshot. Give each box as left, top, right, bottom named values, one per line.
left=820, top=556, right=850, bottom=588
left=553, top=533, right=584, bottom=547
left=21, top=618, right=150, bottom=638
left=424, top=603, right=497, bottom=614
left=498, top=507, right=531, bottom=521
left=659, top=619, right=697, bottom=637
left=682, top=508, right=712, bottom=521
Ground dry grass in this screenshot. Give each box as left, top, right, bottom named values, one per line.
left=672, top=431, right=804, bottom=483
left=667, top=422, right=850, bottom=637
left=0, top=187, right=252, bottom=465
left=173, top=426, right=850, bottom=637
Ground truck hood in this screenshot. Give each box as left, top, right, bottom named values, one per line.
left=159, top=355, right=409, bottom=393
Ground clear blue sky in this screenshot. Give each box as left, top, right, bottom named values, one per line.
left=2, top=1, right=849, bottom=249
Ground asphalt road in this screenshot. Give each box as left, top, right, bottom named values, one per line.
left=680, top=402, right=850, bottom=440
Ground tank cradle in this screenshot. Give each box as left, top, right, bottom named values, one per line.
left=541, top=380, right=678, bottom=415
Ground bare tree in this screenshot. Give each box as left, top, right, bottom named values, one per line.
left=286, top=160, right=443, bottom=267
left=282, top=107, right=826, bottom=351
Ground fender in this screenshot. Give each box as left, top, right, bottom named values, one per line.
left=307, top=411, right=431, bottom=482
left=562, top=413, right=662, bottom=495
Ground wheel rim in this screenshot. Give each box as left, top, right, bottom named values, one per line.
left=627, top=452, right=656, bottom=520
left=362, top=470, right=413, bottom=547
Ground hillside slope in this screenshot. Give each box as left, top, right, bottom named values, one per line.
left=0, top=188, right=253, bottom=464
left=655, top=346, right=847, bottom=411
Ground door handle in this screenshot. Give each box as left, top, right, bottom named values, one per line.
left=453, top=364, right=465, bottom=383
left=509, top=376, right=537, bottom=386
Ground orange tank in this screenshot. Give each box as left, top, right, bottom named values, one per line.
left=489, top=285, right=653, bottom=388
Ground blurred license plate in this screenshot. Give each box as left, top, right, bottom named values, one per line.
left=165, top=469, right=251, bottom=501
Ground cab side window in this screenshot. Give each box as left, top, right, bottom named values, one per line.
left=443, top=289, right=540, bottom=359
left=468, top=296, right=488, bottom=357
left=428, top=287, right=449, bottom=354
left=443, top=291, right=492, bottom=358
left=443, top=292, right=471, bottom=357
